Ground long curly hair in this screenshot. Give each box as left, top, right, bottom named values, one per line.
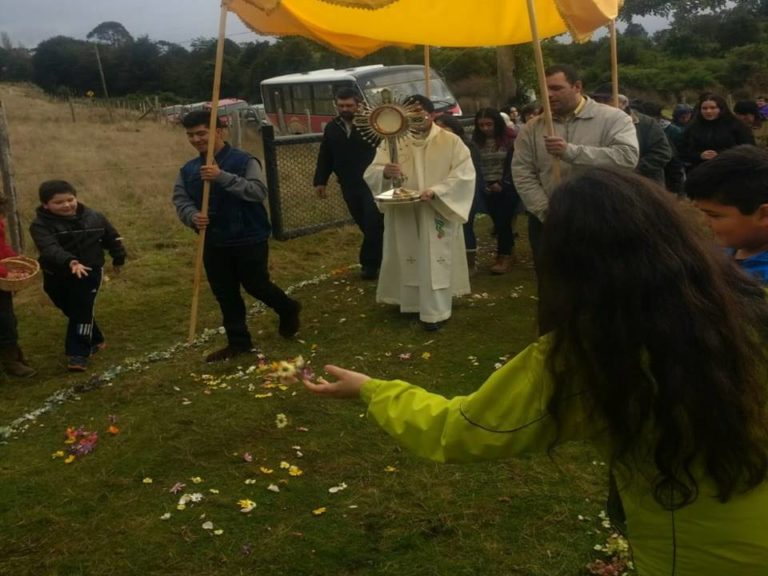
left=539, top=167, right=768, bottom=509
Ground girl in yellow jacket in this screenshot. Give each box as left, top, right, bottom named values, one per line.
left=304, top=167, right=768, bottom=576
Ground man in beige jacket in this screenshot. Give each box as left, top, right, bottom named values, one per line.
left=512, top=64, right=639, bottom=264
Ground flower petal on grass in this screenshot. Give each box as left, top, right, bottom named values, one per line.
left=64, top=455, right=76, bottom=464
left=142, top=477, right=153, bottom=484
left=169, top=482, right=186, bottom=494
left=267, top=484, right=280, bottom=493
left=421, top=352, right=431, bottom=360
left=160, top=512, right=172, bottom=520
left=384, top=466, right=398, bottom=473
left=238, top=499, right=257, bottom=512
left=213, top=529, right=224, bottom=536
left=275, top=413, right=289, bottom=429
left=311, top=507, right=327, bottom=516
left=288, top=465, right=303, bottom=477
left=279, top=461, right=290, bottom=469
left=190, top=476, right=203, bottom=484
left=202, top=521, right=214, bottom=530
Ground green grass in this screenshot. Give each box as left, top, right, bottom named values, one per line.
left=0, top=219, right=611, bottom=576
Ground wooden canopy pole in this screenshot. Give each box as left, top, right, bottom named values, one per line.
left=423, top=45, right=431, bottom=98
left=609, top=19, right=619, bottom=108
left=188, top=0, right=230, bottom=342
left=525, top=0, right=560, bottom=182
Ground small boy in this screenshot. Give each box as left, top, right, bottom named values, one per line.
left=685, top=145, right=768, bottom=283
left=30, top=180, right=126, bottom=371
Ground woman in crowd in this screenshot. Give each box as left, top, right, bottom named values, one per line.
left=680, top=93, right=755, bottom=171
left=471, top=108, right=519, bottom=274
left=304, top=167, right=768, bottom=576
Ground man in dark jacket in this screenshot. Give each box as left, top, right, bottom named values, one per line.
left=313, top=88, right=380, bottom=279
left=592, top=85, right=672, bottom=186
left=173, top=110, right=300, bottom=363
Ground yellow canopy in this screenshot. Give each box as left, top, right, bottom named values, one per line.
left=228, top=0, right=621, bottom=57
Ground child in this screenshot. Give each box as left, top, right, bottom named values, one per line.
left=304, top=167, right=768, bottom=575
left=30, top=180, right=126, bottom=372
left=685, top=144, right=768, bottom=283
left=0, top=201, right=35, bottom=377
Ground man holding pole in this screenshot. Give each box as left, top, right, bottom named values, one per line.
left=512, top=64, right=639, bottom=265
left=173, top=110, right=300, bottom=362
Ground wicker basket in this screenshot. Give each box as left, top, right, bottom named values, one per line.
left=0, top=256, right=40, bottom=292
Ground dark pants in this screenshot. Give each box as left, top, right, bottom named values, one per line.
left=203, top=241, right=295, bottom=349
left=527, top=213, right=544, bottom=269
left=44, top=268, right=104, bottom=357
left=486, top=190, right=519, bottom=256
left=341, top=184, right=383, bottom=270
left=0, top=290, right=18, bottom=347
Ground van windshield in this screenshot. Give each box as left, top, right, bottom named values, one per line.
left=359, top=69, right=454, bottom=105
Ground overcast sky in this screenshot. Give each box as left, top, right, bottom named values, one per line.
left=2, top=0, right=669, bottom=49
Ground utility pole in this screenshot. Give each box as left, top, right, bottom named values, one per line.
left=94, top=43, right=114, bottom=122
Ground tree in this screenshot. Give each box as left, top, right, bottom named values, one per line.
left=87, top=21, right=133, bottom=47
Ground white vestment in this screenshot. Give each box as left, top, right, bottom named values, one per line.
left=364, top=124, right=475, bottom=323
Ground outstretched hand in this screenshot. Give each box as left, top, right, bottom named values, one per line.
left=302, top=364, right=371, bottom=398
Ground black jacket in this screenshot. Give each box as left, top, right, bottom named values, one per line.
left=30, top=204, right=126, bottom=275
left=313, top=117, right=376, bottom=191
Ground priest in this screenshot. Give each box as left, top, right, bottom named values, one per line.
left=364, top=95, right=476, bottom=331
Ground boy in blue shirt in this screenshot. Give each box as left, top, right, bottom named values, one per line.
left=686, top=145, right=768, bottom=283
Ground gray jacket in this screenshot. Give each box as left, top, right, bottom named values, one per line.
left=512, top=97, right=639, bottom=221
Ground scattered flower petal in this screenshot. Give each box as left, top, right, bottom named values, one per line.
left=238, top=499, right=257, bottom=512
left=288, top=465, right=303, bottom=477
left=202, top=521, right=214, bottom=530
left=160, top=512, right=171, bottom=520
left=64, top=455, right=76, bottom=464
left=169, top=482, right=186, bottom=494
left=328, top=482, right=348, bottom=494
left=275, top=413, right=289, bottom=429
left=142, top=477, right=153, bottom=484
left=190, top=476, right=203, bottom=484
left=311, top=507, right=327, bottom=516
left=267, top=483, right=280, bottom=493
left=279, top=461, right=290, bottom=469
left=384, top=466, right=398, bottom=473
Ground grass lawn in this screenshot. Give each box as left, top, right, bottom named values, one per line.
left=0, top=84, right=616, bottom=576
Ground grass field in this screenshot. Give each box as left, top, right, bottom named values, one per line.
left=0, top=84, right=618, bottom=576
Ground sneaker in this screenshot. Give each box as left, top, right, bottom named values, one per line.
left=67, top=356, right=88, bottom=372
left=205, top=346, right=252, bottom=363
left=279, top=300, right=301, bottom=338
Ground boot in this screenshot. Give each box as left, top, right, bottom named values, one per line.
left=0, top=344, right=37, bottom=378
left=466, top=250, right=477, bottom=275
left=490, top=254, right=513, bottom=275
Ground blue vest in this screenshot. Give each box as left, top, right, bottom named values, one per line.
left=181, top=144, right=271, bottom=246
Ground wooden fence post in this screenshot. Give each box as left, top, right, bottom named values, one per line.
left=0, top=100, right=24, bottom=252
left=67, top=95, right=76, bottom=123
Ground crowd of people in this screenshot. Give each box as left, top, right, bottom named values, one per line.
left=3, top=62, right=767, bottom=575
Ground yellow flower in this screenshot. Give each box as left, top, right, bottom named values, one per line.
left=275, top=413, right=289, bottom=429
left=288, top=465, right=303, bottom=477
left=52, top=450, right=65, bottom=459
left=64, top=455, right=76, bottom=464
left=142, top=477, right=153, bottom=484
left=259, top=467, right=274, bottom=474
left=311, top=507, right=327, bottom=516
left=190, top=476, right=203, bottom=484
left=238, top=499, right=257, bottom=513
left=421, top=352, right=431, bottom=360
left=276, top=361, right=296, bottom=379
left=279, top=461, right=291, bottom=469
